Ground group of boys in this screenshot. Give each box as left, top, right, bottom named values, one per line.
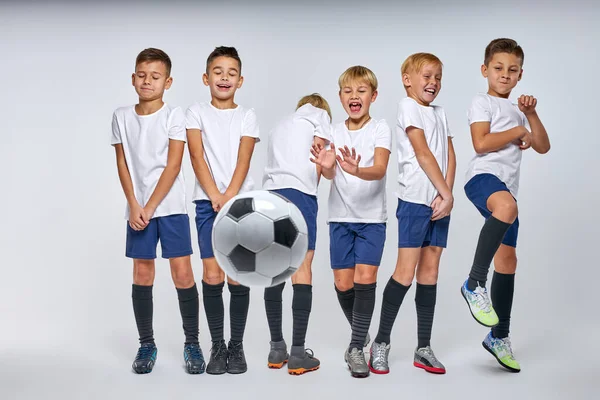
left=111, top=38, right=550, bottom=378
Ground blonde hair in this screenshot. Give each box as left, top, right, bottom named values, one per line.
left=338, top=65, right=378, bottom=92
left=296, top=93, right=332, bottom=121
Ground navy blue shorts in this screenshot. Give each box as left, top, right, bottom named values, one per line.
left=329, top=222, right=386, bottom=269
left=397, top=199, right=450, bottom=248
left=126, top=214, right=193, bottom=259
left=464, top=173, right=519, bottom=248
left=194, top=200, right=218, bottom=259
left=271, top=188, right=318, bottom=251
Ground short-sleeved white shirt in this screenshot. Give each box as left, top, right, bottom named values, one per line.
left=328, top=119, right=392, bottom=223
left=262, top=104, right=331, bottom=196
left=465, top=93, right=529, bottom=198
left=185, top=102, right=260, bottom=202
left=396, top=97, right=453, bottom=206
left=111, top=103, right=188, bottom=219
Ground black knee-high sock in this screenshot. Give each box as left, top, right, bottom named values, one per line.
left=229, top=283, right=250, bottom=343
left=176, top=284, right=199, bottom=345
left=335, top=285, right=355, bottom=325
left=132, top=284, right=155, bottom=345
left=349, top=282, right=376, bottom=349
left=374, top=277, right=410, bottom=345
left=468, top=216, right=512, bottom=290
left=202, top=280, right=224, bottom=343
left=264, top=282, right=285, bottom=342
left=415, top=283, right=437, bottom=348
left=491, top=272, right=515, bottom=339
left=292, top=284, right=312, bottom=347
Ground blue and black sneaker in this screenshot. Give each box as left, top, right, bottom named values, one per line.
left=132, top=343, right=158, bottom=374
left=183, top=343, right=206, bottom=374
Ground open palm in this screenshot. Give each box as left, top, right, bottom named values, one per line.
left=310, top=142, right=336, bottom=169
left=337, top=145, right=361, bottom=176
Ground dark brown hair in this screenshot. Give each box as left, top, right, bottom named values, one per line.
left=206, top=46, right=242, bottom=74
left=135, top=48, right=172, bottom=76
left=484, top=38, right=524, bottom=66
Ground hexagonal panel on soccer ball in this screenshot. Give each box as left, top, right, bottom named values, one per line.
left=236, top=212, right=274, bottom=253
left=212, top=215, right=241, bottom=256
left=252, top=190, right=293, bottom=221
left=255, top=242, right=292, bottom=280
left=235, top=271, right=273, bottom=287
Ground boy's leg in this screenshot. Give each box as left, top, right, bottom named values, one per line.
left=264, top=281, right=287, bottom=368
left=330, top=223, right=357, bottom=325
left=413, top=246, right=446, bottom=374
left=226, top=277, right=250, bottom=374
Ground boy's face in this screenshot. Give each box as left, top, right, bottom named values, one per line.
left=131, top=61, right=172, bottom=101
left=482, top=52, right=523, bottom=97
left=203, top=56, right=243, bottom=101
left=339, top=80, right=377, bottom=120
left=403, top=62, right=442, bottom=106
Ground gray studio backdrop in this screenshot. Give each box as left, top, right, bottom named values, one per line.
left=1, top=1, right=598, bottom=399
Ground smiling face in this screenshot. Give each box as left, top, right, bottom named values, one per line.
left=482, top=52, right=523, bottom=98
left=203, top=56, right=243, bottom=103
left=131, top=61, right=172, bottom=101
left=339, top=80, right=377, bottom=121
left=403, top=62, right=442, bottom=106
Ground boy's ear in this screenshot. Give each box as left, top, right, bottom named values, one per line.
left=165, top=76, right=173, bottom=90
left=131, top=73, right=136, bottom=86
left=202, top=73, right=209, bottom=86
left=480, top=64, right=488, bottom=78
left=402, top=73, right=411, bottom=88
left=237, top=75, right=244, bottom=89
left=518, top=68, right=523, bottom=81
left=371, top=90, right=378, bottom=103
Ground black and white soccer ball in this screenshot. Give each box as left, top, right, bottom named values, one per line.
left=211, top=190, right=308, bottom=287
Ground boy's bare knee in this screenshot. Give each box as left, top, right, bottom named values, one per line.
left=334, top=273, right=354, bottom=291
left=133, top=260, right=155, bottom=285
left=354, top=265, right=377, bottom=284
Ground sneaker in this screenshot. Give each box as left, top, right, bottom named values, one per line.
left=413, top=346, right=446, bottom=374
left=183, top=343, right=206, bottom=374
left=461, top=279, right=499, bottom=327
left=482, top=331, right=521, bottom=372
left=267, top=340, right=289, bottom=369
left=345, top=347, right=369, bottom=378
left=288, top=346, right=320, bottom=375
left=206, top=340, right=228, bottom=375
left=132, top=343, right=157, bottom=374
left=368, top=341, right=390, bottom=374
left=227, top=341, right=248, bottom=374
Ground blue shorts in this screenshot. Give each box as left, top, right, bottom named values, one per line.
left=397, top=199, right=450, bottom=248
left=271, top=188, right=317, bottom=251
left=126, top=214, right=193, bottom=259
left=329, top=222, right=386, bottom=269
left=464, top=173, right=519, bottom=248
left=194, top=200, right=218, bottom=259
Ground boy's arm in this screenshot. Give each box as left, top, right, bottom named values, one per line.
left=187, top=128, right=222, bottom=205
left=470, top=122, right=529, bottom=154
left=355, top=148, right=389, bottom=181
left=446, top=137, right=457, bottom=191
left=143, top=139, right=185, bottom=219
left=407, top=127, right=453, bottom=200
left=313, top=136, right=327, bottom=183
left=518, top=95, right=550, bottom=154
left=222, top=136, right=256, bottom=204
left=114, top=144, right=146, bottom=230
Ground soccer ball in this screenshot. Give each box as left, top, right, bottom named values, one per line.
left=211, top=190, right=308, bottom=287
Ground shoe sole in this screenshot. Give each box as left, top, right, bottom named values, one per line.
left=413, top=361, right=446, bottom=374
left=368, top=361, right=389, bottom=375
left=346, top=363, right=369, bottom=378
left=206, top=368, right=227, bottom=375
left=226, top=368, right=248, bottom=374
left=186, top=366, right=206, bottom=374
left=460, top=286, right=499, bottom=328
left=482, top=341, right=521, bottom=373
left=268, top=359, right=288, bottom=369
left=288, top=365, right=320, bottom=375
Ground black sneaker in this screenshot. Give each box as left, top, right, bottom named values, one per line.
left=206, top=340, right=228, bottom=375
left=132, top=343, right=157, bottom=374
left=227, top=341, right=247, bottom=374
left=184, top=343, right=206, bottom=374
left=288, top=346, right=320, bottom=375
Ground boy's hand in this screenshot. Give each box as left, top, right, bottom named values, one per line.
left=310, top=142, right=336, bottom=169
left=220, top=191, right=236, bottom=210
left=519, top=130, right=533, bottom=150
left=129, top=203, right=149, bottom=231
left=518, top=95, right=537, bottom=115
left=431, top=194, right=453, bottom=221
left=143, top=205, right=156, bottom=221
left=209, top=192, right=223, bottom=212
left=336, top=145, right=361, bottom=176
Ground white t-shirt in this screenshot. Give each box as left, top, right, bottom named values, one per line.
left=111, top=103, right=188, bottom=219
left=262, top=104, right=331, bottom=196
left=328, top=119, right=392, bottom=223
left=396, top=97, right=453, bottom=206
left=465, top=93, right=530, bottom=198
left=186, top=102, right=260, bottom=202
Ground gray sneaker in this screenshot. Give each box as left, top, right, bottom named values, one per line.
left=267, top=340, right=289, bottom=369
left=368, top=341, right=390, bottom=374
left=345, top=347, right=369, bottom=378
left=413, top=346, right=446, bottom=374
left=288, top=346, right=320, bottom=375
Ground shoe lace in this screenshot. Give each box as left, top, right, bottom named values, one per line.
left=229, top=342, right=244, bottom=361
left=211, top=341, right=227, bottom=360
left=136, top=344, right=154, bottom=360
left=496, top=337, right=515, bottom=359
left=473, top=286, right=492, bottom=312
left=373, top=343, right=388, bottom=361
left=349, top=348, right=365, bottom=364
left=186, top=344, right=202, bottom=360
